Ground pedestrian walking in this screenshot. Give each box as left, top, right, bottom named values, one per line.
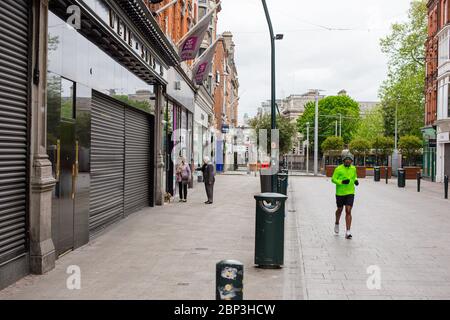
left=331, top=151, right=359, bottom=239
left=176, top=157, right=191, bottom=202
left=201, top=156, right=215, bottom=204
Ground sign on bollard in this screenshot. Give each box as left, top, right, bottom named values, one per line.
left=216, top=260, right=244, bottom=300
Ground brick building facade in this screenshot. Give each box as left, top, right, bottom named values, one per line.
left=423, top=0, right=440, bottom=181
left=145, top=0, right=198, bottom=44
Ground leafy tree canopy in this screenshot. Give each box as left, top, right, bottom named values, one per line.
left=249, top=114, right=297, bottom=155
left=321, top=136, right=344, bottom=155
left=398, top=135, right=423, bottom=164
left=379, top=0, right=426, bottom=138
left=349, top=138, right=372, bottom=156
left=355, top=106, right=384, bottom=141
left=297, top=95, right=360, bottom=151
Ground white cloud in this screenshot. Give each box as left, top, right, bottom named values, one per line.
left=217, top=0, right=412, bottom=122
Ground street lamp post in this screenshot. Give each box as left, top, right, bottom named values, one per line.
left=314, top=90, right=319, bottom=176
left=261, top=0, right=283, bottom=192
left=395, top=103, right=398, bottom=151
left=306, top=122, right=310, bottom=174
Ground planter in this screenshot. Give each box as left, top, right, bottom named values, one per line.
left=326, top=165, right=337, bottom=177
left=356, top=166, right=366, bottom=178
left=380, top=166, right=392, bottom=179
left=404, top=167, right=421, bottom=180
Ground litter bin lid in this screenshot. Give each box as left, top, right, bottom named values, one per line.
left=216, top=260, right=244, bottom=266
left=254, top=193, right=288, bottom=201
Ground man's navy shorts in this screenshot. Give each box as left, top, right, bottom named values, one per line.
left=336, top=194, right=355, bottom=208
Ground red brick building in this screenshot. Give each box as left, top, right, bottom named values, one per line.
left=145, top=0, right=198, bottom=44
left=423, top=0, right=440, bottom=180
left=426, top=0, right=438, bottom=127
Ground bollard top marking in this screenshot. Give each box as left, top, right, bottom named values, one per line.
left=254, top=193, right=288, bottom=201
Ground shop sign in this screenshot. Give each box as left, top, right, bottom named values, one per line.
left=438, top=132, right=450, bottom=143
left=222, top=124, right=230, bottom=134
left=108, top=7, right=166, bottom=77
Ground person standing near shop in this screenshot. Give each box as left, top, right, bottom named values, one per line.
left=176, top=157, right=191, bottom=202
left=201, top=156, right=215, bottom=204
left=331, top=151, right=359, bottom=239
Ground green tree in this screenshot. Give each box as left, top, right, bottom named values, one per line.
left=349, top=138, right=372, bottom=166
left=297, top=95, right=360, bottom=152
left=372, top=136, right=395, bottom=166
left=321, top=136, right=344, bottom=165
left=398, top=135, right=423, bottom=166
left=379, top=0, right=426, bottom=138
left=113, top=95, right=154, bottom=114
left=355, top=106, right=384, bottom=141
left=249, top=114, right=297, bottom=155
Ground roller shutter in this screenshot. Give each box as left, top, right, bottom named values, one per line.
left=90, top=92, right=125, bottom=233
left=125, top=109, right=151, bottom=215
left=0, top=0, right=30, bottom=263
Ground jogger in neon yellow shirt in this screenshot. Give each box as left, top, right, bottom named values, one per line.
left=331, top=152, right=359, bottom=239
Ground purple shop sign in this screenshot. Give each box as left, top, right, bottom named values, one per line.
left=194, top=62, right=209, bottom=85
left=180, top=37, right=200, bottom=60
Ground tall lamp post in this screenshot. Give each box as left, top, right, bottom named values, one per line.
left=261, top=0, right=283, bottom=192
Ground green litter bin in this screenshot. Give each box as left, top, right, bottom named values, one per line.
left=374, top=167, right=380, bottom=182
left=398, top=168, right=406, bottom=188
left=277, top=173, right=288, bottom=195
left=254, top=193, right=288, bottom=268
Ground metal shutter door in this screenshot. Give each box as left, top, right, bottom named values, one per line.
left=0, top=0, right=29, bottom=263
left=90, top=92, right=125, bottom=233
left=124, top=109, right=150, bottom=215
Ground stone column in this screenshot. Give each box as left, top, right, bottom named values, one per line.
left=29, top=0, right=56, bottom=274
left=154, top=85, right=165, bottom=206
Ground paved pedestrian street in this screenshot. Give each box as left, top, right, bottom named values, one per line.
left=292, top=176, right=450, bottom=300
left=1, top=174, right=450, bottom=300
left=0, top=174, right=303, bottom=300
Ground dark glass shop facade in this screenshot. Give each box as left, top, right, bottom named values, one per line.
left=46, top=1, right=167, bottom=257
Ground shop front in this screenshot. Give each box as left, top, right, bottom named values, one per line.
left=164, top=67, right=195, bottom=198
left=46, top=0, right=178, bottom=256
left=0, top=0, right=32, bottom=289
left=422, top=127, right=437, bottom=182
left=193, top=86, right=214, bottom=181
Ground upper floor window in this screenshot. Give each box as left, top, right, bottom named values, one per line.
left=439, top=31, right=450, bottom=66
left=444, top=0, right=449, bottom=25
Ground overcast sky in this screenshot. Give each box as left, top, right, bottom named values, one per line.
left=217, top=0, right=413, bottom=122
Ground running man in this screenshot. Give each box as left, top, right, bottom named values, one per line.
left=331, top=152, right=359, bottom=239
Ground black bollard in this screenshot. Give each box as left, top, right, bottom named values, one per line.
left=417, top=172, right=421, bottom=192
left=445, top=176, right=449, bottom=200
left=385, top=166, right=389, bottom=184
left=216, top=260, right=244, bottom=300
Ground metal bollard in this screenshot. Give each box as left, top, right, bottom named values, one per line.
left=216, top=260, right=244, bottom=300
left=417, top=172, right=421, bottom=193
left=445, top=176, right=449, bottom=200
left=385, top=166, right=389, bottom=184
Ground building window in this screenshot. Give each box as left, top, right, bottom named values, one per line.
left=439, top=32, right=450, bottom=66
left=445, top=0, right=449, bottom=25
left=61, top=78, right=75, bottom=120
left=216, top=71, right=220, bottom=84
left=198, top=7, right=207, bottom=19
left=447, top=85, right=450, bottom=118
